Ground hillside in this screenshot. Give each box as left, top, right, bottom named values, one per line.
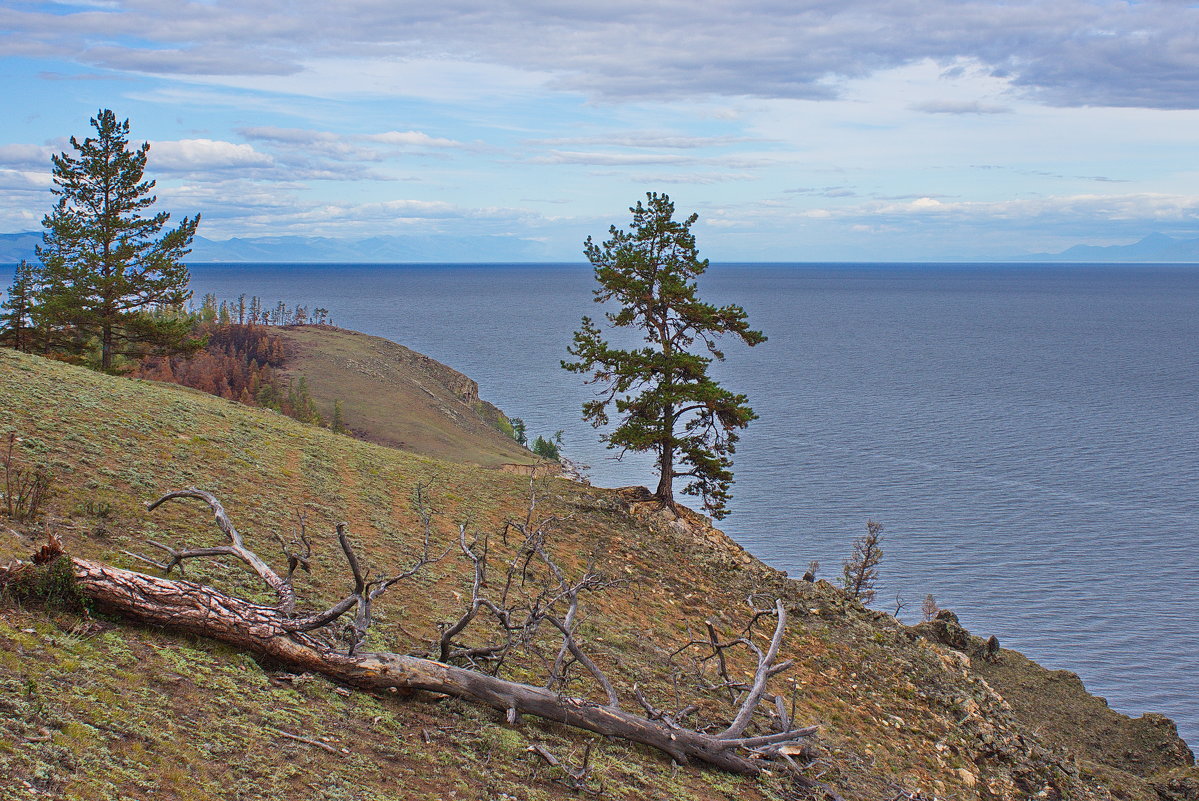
left=274, top=325, right=536, bottom=468
left=1, top=346, right=1196, bottom=800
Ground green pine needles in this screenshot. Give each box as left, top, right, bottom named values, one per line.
left=563, top=193, right=766, bottom=519
left=16, top=109, right=201, bottom=371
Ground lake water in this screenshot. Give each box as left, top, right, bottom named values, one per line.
left=11, top=260, right=1198, bottom=747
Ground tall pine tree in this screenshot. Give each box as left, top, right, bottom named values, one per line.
left=36, top=109, right=201, bottom=371
left=563, top=193, right=766, bottom=519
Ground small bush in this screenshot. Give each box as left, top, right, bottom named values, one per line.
left=2, top=555, right=89, bottom=614
left=2, top=433, right=54, bottom=521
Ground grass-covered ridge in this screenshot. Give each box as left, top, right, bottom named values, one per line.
left=274, top=325, right=535, bottom=468
left=1, top=346, right=1195, bottom=800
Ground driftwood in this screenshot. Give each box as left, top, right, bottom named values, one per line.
left=3, top=487, right=829, bottom=783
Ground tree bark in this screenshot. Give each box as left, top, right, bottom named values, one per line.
left=60, top=555, right=793, bottom=775
left=655, top=423, right=675, bottom=506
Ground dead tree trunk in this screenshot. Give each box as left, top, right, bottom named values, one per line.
left=65, top=556, right=796, bottom=774
left=3, top=487, right=825, bottom=783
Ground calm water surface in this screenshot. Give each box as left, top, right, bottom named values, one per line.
left=170, top=262, right=1198, bottom=747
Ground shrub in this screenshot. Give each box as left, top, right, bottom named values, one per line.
left=2, top=433, right=54, bottom=522
left=841, top=519, right=883, bottom=604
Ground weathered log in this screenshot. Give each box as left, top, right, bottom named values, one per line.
left=61, top=555, right=805, bottom=775
left=4, top=486, right=826, bottom=783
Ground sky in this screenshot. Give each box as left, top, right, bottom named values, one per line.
left=2, top=0, right=1199, bottom=261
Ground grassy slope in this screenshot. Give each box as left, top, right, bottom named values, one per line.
left=275, top=326, right=536, bottom=468
left=1, top=347, right=1194, bottom=801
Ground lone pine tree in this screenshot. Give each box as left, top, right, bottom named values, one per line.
left=563, top=193, right=766, bottom=519
left=36, top=109, right=200, bottom=370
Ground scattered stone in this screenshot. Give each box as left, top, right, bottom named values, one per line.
left=984, top=634, right=1000, bottom=662
left=910, top=617, right=971, bottom=651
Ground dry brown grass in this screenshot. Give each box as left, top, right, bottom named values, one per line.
left=277, top=326, right=536, bottom=468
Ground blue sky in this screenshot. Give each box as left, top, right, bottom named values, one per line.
left=2, top=0, right=1199, bottom=260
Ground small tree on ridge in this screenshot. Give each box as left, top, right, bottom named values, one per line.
left=563, top=192, right=766, bottom=519
left=841, top=519, right=884, bottom=604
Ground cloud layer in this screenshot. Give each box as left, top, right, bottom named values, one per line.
left=2, top=0, right=1199, bottom=258
left=3, top=0, right=1199, bottom=108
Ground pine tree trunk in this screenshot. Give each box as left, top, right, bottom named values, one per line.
left=101, top=325, right=113, bottom=371
left=655, top=400, right=675, bottom=506
left=655, top=443, right=675, bottom=505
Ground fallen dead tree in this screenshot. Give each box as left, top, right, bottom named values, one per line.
left=2, top=486, right=835, bottom=791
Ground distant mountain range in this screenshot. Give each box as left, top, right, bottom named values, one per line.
left=1012, top=233, right=1199, bottom=262
left=0, top=232, right=551, bottom=264
left=4, top=230, right=1199, bottom=264
left=0, top=232, right=39, bottom=263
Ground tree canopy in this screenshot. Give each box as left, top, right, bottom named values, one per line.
left=563, top=192, right=766, bottom=519
left=25, top=109, right=200, bottom=370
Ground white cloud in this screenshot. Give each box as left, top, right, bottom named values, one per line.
left=149, top=139, right=275, bottom=171
left=910, top=100, right=1012, bottom=114
left=237, top=127, right=339, bottom=145
left=364, top=131, right=464, bottom=148
left=532, top=133, right=759, bottom=149
left=860, top=193, right=1199, bottom=223
left=237, top=127, right=385, bottom=163
left=178, top=56, right=553, bottom=103
left=155, top=189, right=547, bottom=237
left=630, top=172, right=757, bottom=185
left=8, top=2, right=1199, bottom=258
left=530, top=151, right=701, bottom=166
left=225, top=126, right=471, bottom=181
left=528, top=150, right=776, bottom=169
left=0, top=144, right=54, bottom=169
left=0, top=169, right=52, bottom=191
left=86, top=45, right=299, bottom=76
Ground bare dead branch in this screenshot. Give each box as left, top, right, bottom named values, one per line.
left=774, top=693, right=791, bottom=732
left=633, top=686, right=699, bottom=731
left=439, top=523, right=505, bottom=663
left=719, top=727, right=819, bottom=748
left=720, top=597, right=790, bottom=740
left=545, top=614, right=620, bottom=708
left=527, top=741, right=601, bottom=795
left=145, top=487, right=298, bottom=613
left=288, top=484, right=447, bottom=653
left=121, top=541, right=237, bottom=575
left=270, top=727, right=345, bottom=756
left=275, top=509, right=312, bottom=584
left=707, top=619, right=738, bottom=703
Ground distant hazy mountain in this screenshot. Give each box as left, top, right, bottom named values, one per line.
left=0, top=232, right=551, bottom=264
left=0, top=232, right=41, bottom=263
left=13, top=229, right=1199, bottom=265
left=188, top=234, right=551, bottom=263
left=1015, top=233, right=1199, bottom=262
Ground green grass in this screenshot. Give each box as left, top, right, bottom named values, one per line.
left=1, top=345, right=1192, bottom=801
left=277, top=326, right=537, bottom=468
